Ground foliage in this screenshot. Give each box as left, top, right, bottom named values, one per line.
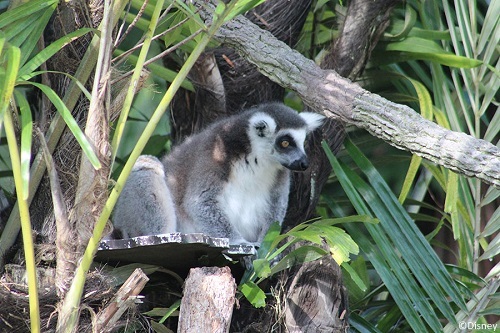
left=238, top=216, right=371, bottom=308
left=0, top=0, right=498, bottom=332
left=309, top=0, right=499, bottom=331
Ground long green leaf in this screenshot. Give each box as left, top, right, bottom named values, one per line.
left=23, top=82, right=102, bottom=169
left=0, top=0, right=57, bottom=28
left=22, top=70, right=92, bottom=101
left=344, top=139, right=466, bottom=314
left=18, top=28, right=94, bottom=79
left=0, top=42, right=19, bottom=124
left=3, top=1, right=57, bottom=66
left=111, top=0, right=169, bottom=162
left=349, top=312, right=384, bottom=333
left=398, top=77, right=433, bottom=203
left=341, top=261, right=368, bottom=293
left=381, top=36, right=482, bottom=68
left=159, top=299, right=181, bottom=323
left=346, top=190, right=440, bottom=330
left=384, top=4, right=417, bottom=41
left=323, top=141, right=450, bottom=331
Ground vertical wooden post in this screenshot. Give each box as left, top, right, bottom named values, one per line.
left=178, top=266, right=236, bottom=333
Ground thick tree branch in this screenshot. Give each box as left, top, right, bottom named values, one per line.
left=199, top=5, right=500, bottom=188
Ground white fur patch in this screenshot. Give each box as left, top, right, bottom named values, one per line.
left=299, top=112, right=325, bottom=131
left=218, top=152, right=281, bottom=242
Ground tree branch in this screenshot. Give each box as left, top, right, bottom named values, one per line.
left=198, top=4, right=500, bottom=188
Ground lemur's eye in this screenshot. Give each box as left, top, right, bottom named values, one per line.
left=281, top=140, right=290, bottom=148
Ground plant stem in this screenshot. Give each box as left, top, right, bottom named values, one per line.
left=110, top=0, right=166, bottom=163
left=1, top=45, right=40, bottom=333
left=4, top=104, right=41, bottom=333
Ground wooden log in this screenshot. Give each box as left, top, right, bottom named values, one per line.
left=178, top=266, right=236, bottom=333
left=94, top=268, right=149, bottom=332
left=285, top=255, right=348, bottom=332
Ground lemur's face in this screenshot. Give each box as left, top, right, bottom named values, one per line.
left=273, top=128, right=310, bottom=171
left=248, top=111, right=324, bottom=171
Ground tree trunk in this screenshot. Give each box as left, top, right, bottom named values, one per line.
left=178, top=266, right=236, bottom=333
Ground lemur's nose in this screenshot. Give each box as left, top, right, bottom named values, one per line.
left=289, top=156, right=309, bottom=171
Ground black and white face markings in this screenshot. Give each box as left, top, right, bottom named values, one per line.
left=273, top=128, right=310, bottom=171
left=247, top=108, right=324, bottom=172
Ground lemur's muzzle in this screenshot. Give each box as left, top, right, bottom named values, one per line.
left=286, top=156, right=309, bottom=171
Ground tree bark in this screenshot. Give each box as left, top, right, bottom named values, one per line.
left=198, top=3, right=500, bottom=188
left=71, top=0, right=112, bottom=254
left=178, top=266, right=236, bottom=333
left=95, top=268, right=149, bottom=332
left=285, top=258, right=348, bottom=332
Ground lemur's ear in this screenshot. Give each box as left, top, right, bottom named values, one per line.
left=299, top=112, right=325, bottom=132
left=254, top=120, right=270, bottom=137
left=250, top=112, right=276, bottom=138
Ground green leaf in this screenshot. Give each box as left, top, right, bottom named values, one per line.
left=320, top=226, right=359, bottom=265
left=270, top=245, right=327, bottom=276
left=18, top=28, right=94, bottom=79
left=239, top=281, right=266, bottom=308
left=0, top=0, right=57, bottom=28
left=380, top=37, right=483, bottom=68
left=344, top=139, right=466, bottom=321
left=150, top=320, right=174, bottom=333
left=342, top=261, right=368, bottom=293
left=24, top=82, right=102, bottom=169
left=288, top=228, right=323, bottom=245
left=349, top=312, right=384, bottom=333
left=143, top=307, right=172, bottom=317
left=398, top=155, right=422, bottom=203
left=445, top=264, right=485, bottom=285
left=0, top=43, right=20, bottom=127
left=213, top=2, right=226, bottom=21
left=315, top=215, right=378, bottom=226
left=384, top=4, right=417, bottom=41
left=444, top=171, right=459, bottom=239
left=159, top=300, right=181, bottom=323
left=479, top=233, right=500, bottom=260
left=257, top=221, right=281, bottom=259
left=162, top=12, right=186, bottom=49
left=405, top=52, right=482, bottom=68
left=224, top=0, right=266, bottom=22
left=481, top=206, right=500, bottom=237
left=398, top=78, right=432, bottom=203
left=252, top=258, right=271, bottom=279
left=172, top=0, right=206, bottom=29
left=22, top=70, right=92, bottom=101
left=0, top=0, right=57, bottom=66
left=323, top=140, right=460, bottom=331
left=384, top=36, right=447, bottom=53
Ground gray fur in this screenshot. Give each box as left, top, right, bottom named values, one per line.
left=112, top=155, right=177, bottom=238
left=112, top=103, right=323, bottom=244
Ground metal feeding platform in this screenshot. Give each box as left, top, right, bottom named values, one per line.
left=95, top=233, right=256, bottom=273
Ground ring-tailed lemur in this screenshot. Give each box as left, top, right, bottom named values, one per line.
left=113, top=103, right=324, bottom=245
